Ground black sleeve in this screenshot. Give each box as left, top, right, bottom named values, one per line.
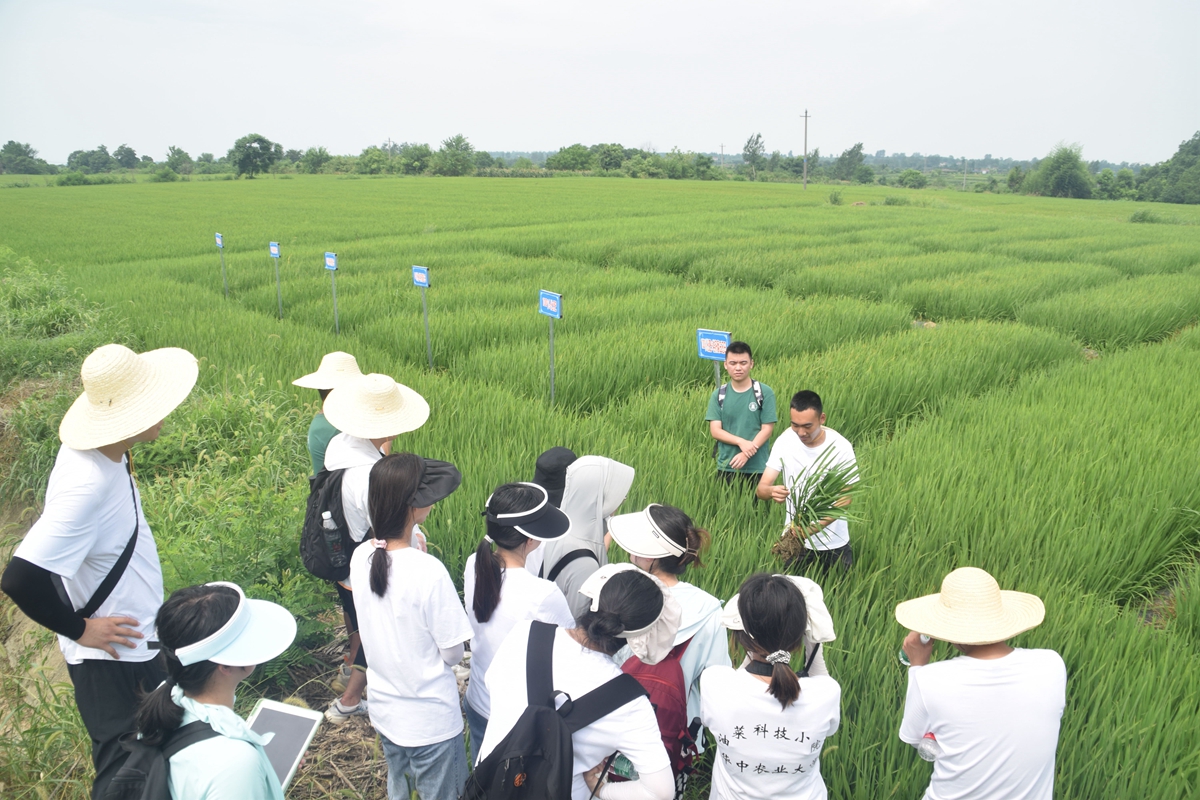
left=1, top=557, right=87, bottom=641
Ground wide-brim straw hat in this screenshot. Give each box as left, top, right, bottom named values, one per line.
left=322, top=373, right=429, bottom=439
left=59, top=344, right=198, bottom=450
left=894, top=567, right=1045, bottom=646
left=292, top=351, right=362, bottom=390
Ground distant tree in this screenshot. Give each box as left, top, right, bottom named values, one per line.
left=1116, top=168, right=1136, bottom=195
left=1022, top=144, right=1093, bottom=198
left=595, top=144, right=625, bottom=171
left=0, top=140, right=55, bottom=174
left=398, top=142, right=433, bottom=174
left=284, top=149, right=303, bottom=164
left=853, top=163, right=875, bottom=184
left=299, top=146, right=332, bottom=174
left=430, top=134, right=475, bottom=176
left=767, top=150, right=782, bottom=173
left=832, top=143, right=865, bottom=182
left=68, top=145, right=116, bottom=174
left=742, top=133, right=766, bottom=180
left=474, top=151, right=496, bottom=169
left=513, top=156, right=535, bottom=170
left=1136, top=131, right=1200, bottom=204
left=545, top=143, right=593, bottom=171
left=1007, top=165, right=1025, bottom=192
left=166, top=146, right=193, bottom=174
left=227, top=133, right=282, bottom=178
left=694, top=153, right=717, bottom=180
left=114, top=144, right=139, bottom=169
left=140, top=154, right=155, bottom=165
left=896, top=168, right=928, bottom=189
left=357, top=146, right=389, bottom=174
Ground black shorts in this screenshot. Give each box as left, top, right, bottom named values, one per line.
left=790, top=543, right=854, bottom=573
left=334, top=582, right=367, bottom=668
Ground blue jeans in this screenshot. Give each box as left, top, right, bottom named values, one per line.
left=463, top=699, right=488, bottom=765
left=379, top=731, right=467, bottom=800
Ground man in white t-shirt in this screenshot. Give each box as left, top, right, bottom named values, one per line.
left=756, top=390, right=857, bottom=571
left=319, top=372, right=430, bottom=723
left=1, top=344, right=198, bottom=799
left=895, top=567, right=1067, bottom=800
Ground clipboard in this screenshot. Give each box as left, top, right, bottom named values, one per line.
left=246, top=698, right=324, bottom=789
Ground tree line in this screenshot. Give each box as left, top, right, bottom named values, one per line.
left=3, top=130, right=1196, bottom=204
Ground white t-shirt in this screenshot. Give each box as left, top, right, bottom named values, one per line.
left=700, top=666, right=841, bottom=800
left=899, top=649, right=1067, bottom=800
left=463, top=553, right=575, bottom=719
left=348, top=543, right=474, bottom=747
left=479, top=621, right=670, bottom=800
left=15, top=445, right=163, bottom=664
left=764, top=428, right=857, bottom=550
left=324, top=434, right=424, bottom=588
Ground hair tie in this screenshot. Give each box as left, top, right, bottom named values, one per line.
left=484, top=535, right=494, bottom=544
left=371, top=539, right=388, bottom=550
left=766, top=650, right=791, bottom=665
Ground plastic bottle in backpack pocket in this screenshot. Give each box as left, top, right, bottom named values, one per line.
left=322, top=511, right=346, bottom=565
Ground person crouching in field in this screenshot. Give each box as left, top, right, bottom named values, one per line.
left=320, top=373, right=430, bottom=723
left=463, top=482, right=575, bottom=760
left=701, top=573, right=841, bottom=800
left=1, top=343, right=198, bottom=799
left=292, top=351, right=363, bottom=475
left=706, top=341, right=777, bottom=493
left=351, top=453, right=473, bottom=800
left=134, top=582, right=297, bottom=800
left=756, top=391, right=858, bottom=572
left=895, top=567, right=1067, bottom=800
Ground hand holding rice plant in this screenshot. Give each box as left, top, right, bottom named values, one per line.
left=771, top=448, right=862, bottom=562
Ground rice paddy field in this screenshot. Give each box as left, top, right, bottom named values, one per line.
left=2, top=176, right=1200, bottom=798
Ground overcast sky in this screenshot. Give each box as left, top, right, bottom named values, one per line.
left=3, top=0, right=1197, bottom=165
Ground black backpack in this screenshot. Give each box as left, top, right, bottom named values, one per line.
left=299, top=468, right=355, bottom=582
left=462, top=621, right=648, bottom=800
left=103, top=721, right=219, bottom=800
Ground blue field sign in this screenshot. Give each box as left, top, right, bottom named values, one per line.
left=215, top=232, right=224, bottom=249
left=412, top=265, right=429, bottom=287
left=539, top=290, right=563, bottom=319
left=269, top=242, right=280, bottom=258
left=697, top=329, right=732, bottom=361
left=325, top=252, right=338, bottom=271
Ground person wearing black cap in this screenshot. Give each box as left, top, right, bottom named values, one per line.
left=462, top=482, right=575, bottom=759
left=349, top=453, right=473, bottom=800
left=525, top=447, right=577, bottom=577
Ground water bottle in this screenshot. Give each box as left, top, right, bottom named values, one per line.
left=916, top=732, right=942, bottom=762
left=322, top=511, right=347, bottom=566
left=897, top=634, right=931, bottom=666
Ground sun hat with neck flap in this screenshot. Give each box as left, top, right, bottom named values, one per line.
left=292, top=351, right=362, bottom=390
left=59, top=343, right=199, bottom=451
left=322, top=373, right=429, bottom=440
left=894, top=566, right=1045, bottom=646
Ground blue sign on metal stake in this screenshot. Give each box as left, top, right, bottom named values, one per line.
left=269, top=242, right=280, bottom=258
left=696, top=329, right=732, bottom=361
left=412, top=266, right=429, bottom=287
left=538, top=290, right=563, bottom=320
left=325, top=252, right=338, bottom=271
left=215, top=232, right=223, bottom=249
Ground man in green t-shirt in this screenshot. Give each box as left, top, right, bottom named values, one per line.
left=705, top=340, right=777, bottom=490
left=292, top=351, right=363, bottom=474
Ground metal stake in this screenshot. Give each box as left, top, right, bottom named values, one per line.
left=331, top=270, right=340, bottom=334
left=219, top=249, right=228, bottom=299
left=549, top=318, right=556, bottom=405
left=274, top=259, right=283, bottom=319
left=421, top=286, right=433, bottom=369
left=714, top=361, right=721, bottom=388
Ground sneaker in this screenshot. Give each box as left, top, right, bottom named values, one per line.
left=330, top=663, right=353, bottom=695
left=325, top=697, right=369, bottom=724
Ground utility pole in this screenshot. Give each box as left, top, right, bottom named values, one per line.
left=962, top=157, right=968, bottom=190
left=720, top=144, right=724, bottom=169
left=801, top=109, right=811, bottom=189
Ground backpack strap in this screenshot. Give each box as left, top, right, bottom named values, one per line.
left=545, top=549, right=599, bottom=583
left=799, top=642, right=821, bottom=678
left=716, top=382, right=728, bottom=408
left=563, top=673, right=648, bottom=734
left=526, top=621, right=558, bottom=708
left=161, top=720, right=220, bottom=760
left=752, top=380, right=764, bottom=417
left=53, top=468, right=140, bottom=619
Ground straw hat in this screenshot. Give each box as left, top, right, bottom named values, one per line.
left=59, top=344, right=198, bottom=450
left=322, top=373, right=429, bottom=439
left=894, top=567, right=1045, bottom=645
left=292, top=351, right=362, bottom=390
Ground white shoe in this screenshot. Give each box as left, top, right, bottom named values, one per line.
left=325, top=697, right=369, bottom=724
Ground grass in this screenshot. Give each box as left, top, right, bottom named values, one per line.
left=2, top=177, right=1200, bottom=798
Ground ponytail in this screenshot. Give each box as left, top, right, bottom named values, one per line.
left=135, top=585, right=238, bottom=744
left=734, top=573, right=808, bottom=710
left=366, top=454, right=424, bottom=597
left=647, top=505, right=710, bottom=575
left=472, top=537, right=504, bottom=623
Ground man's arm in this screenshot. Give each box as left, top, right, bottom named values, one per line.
left=756, top=468, right=789, bottom=502
left=708, top=420, right=750, bottom=448
left=1, top=557, right=143, bottom=658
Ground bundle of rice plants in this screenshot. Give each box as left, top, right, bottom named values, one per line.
left=770, top=447, right=862, bottom=562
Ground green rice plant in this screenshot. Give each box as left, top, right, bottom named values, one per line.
left=1017, top=273, right=1200, bottom=348
left=1172, top=561, right=1200, bottom=645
